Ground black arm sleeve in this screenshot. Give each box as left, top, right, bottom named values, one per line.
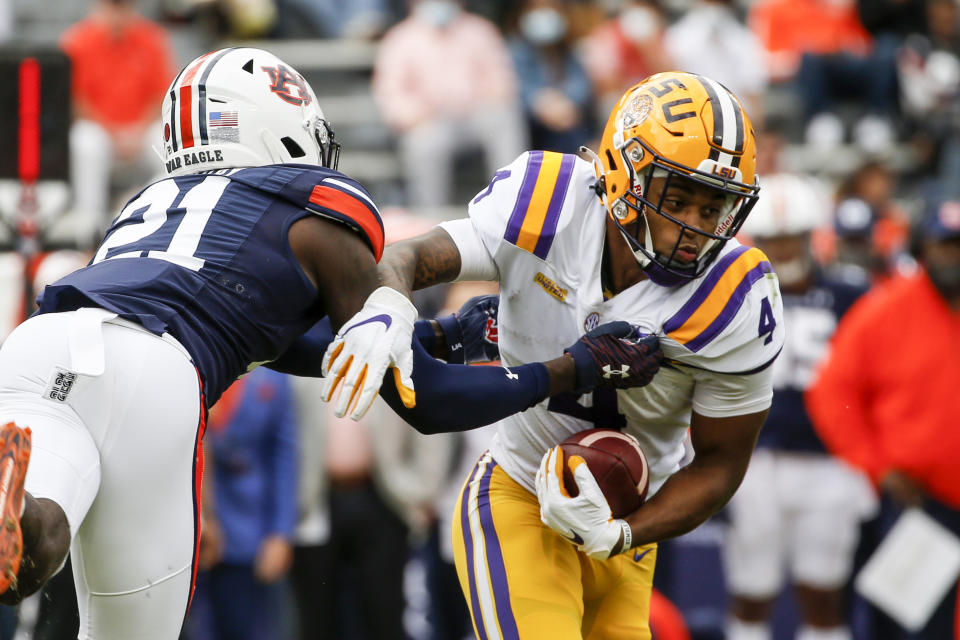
left=267, top=317, right=552, bottom=434
left=380, top=338, right=551, bottom=435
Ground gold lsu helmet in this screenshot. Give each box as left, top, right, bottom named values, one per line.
left=592, top=71, right=760, bottom=285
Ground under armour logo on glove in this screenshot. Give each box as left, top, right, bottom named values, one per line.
left=601, top=364, right=631, bottom=378
left=564, top=321, right=663, bottom=394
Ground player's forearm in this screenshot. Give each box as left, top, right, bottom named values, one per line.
left=378, top=228, right=462, bottom=297
left=622, top=455, right=744, bottom=548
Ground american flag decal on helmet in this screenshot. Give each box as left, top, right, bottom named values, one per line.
left=209, top=111, right=238, bottom=127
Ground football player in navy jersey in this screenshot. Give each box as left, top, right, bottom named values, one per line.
left=0, top=48, right=660, bottom=639
left=724, top=174, right=875, bottom=640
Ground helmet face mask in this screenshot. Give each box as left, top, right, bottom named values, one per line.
left=160, top=48, right=340, bottom=176
left=595, top=72, right=760, bottom=286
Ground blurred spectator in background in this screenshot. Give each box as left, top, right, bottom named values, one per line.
left=60, top=0, right=175, bottom=248
left=581, top=0, right=672, bottom=123
left=508, top=0, right=593, bottom=154
left=897, top=0, right=960, bottom=199
left=273, top=0, right=393, bottom=39
left=828, top=160, right=912, bottom=281
left=372, top=0, right=526, bottom=208
left=184, top=366, right=298, bottom=640
left=806, top=193, right=960, bottom=640
left=664, top=0, right=768, bottom=123
left=748, top=0, right=897, bottom=153
left=726, top=173, right=876, bottom=640
left=290, top=378, right=453, bottom=640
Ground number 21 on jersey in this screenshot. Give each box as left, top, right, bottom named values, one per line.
left=92, top=176, right=229, bottom=272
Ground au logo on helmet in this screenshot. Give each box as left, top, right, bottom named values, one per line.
left=261, top=64, right=313, bottom=107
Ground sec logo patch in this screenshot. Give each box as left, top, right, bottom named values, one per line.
left=584, top=312, right=600, bottom=331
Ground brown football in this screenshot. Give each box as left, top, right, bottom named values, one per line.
left=560, top=428, right=649, bottom=518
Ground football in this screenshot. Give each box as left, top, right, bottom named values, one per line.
left=560, top=428, right=649, bottom=518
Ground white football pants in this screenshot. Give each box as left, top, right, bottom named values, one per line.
left=723, top=449, right=878, bottom=597
left=0, top=308, right=203, bottom=639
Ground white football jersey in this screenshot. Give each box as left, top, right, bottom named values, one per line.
left=440, top=151, right=784, bottom=496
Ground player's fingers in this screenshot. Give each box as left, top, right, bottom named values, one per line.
left=322, top=354, right=352, bottom=404
left=332, top=361, right=362, bottom=418
left=321, top=340, right=344, bottom=378
left=391, top=367, right=416, bottom=409
left=344, top=363, right=368, bottom=419
left=572, top=460, right=606, bottom=504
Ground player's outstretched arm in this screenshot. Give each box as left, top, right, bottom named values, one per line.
left=270, top=313, right=661, bottom=434
left=289, top=215, right=417, bottom=420
left=378, top=227, right=463, bottom=297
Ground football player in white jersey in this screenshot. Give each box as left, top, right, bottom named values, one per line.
left=379, top=71, right=785, bottom=639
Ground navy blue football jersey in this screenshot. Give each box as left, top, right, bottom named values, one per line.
left=37, top=164, right=384, bottom=407
left=757, top=267, right=869, bottom=452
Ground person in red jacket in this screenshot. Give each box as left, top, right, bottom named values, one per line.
left=806, top=193, right=960, bottom=640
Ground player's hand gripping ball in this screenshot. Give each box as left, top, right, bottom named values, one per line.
left=559, top=428, right=649, bottom=517
left=536, top=429, right=649, bottom=559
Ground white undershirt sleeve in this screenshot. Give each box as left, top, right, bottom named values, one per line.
left=437, top=218, right=499, bottom=282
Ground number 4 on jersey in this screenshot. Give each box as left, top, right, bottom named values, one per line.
left=758, top=296, right=776, bottom=345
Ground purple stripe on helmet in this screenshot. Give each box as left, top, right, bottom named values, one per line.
left=461, top=458, right=489, bottom=640
left=532, top=154, right=576, bottom=259
left=685, top=261, right=772, bottom=352
left=477, top=459, right=520, bottom=640
left=504, top=151, right=544, bottom=244
left=662, top=245, right=751, bottom=334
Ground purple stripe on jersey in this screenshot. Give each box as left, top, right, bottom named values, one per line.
left=532, top=154, right=576, bottom=259
left=685, top=260, right=772, bottom=352
left=461, top=459, right=489, bottom=640
left=662, top=244, right=751, bottom=334
left=477, top=459, right=520, bottom=640
left=504, top=151, right=544, bottom=244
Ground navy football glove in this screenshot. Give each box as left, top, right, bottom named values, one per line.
left=564, top=321, right=663, bottom=394
left=435, top=294, right=500, bottom=364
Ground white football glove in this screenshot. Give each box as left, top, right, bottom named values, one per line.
left=321, top=286, right=417, bottom=420
left=535, top=446, right=632, bottom=560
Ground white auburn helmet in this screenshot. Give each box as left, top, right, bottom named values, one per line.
left=739, top=173, right=829, bottom=240
left=160, top=47, right=339, bottom=176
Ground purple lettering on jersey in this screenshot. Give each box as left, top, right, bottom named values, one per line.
left=504, top=151, right=544, bottom=245
left=532, top=154, right=576, bottom=259
left=472, top=169, right=511, bottom=205
left=341, top=313, right=392, bottom=336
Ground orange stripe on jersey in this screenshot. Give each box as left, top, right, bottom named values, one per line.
left=665, top=247, right=768, bottom=346
left=515, top=152, right=564, bottom=254
left=309, top=185, right=385, bottom=261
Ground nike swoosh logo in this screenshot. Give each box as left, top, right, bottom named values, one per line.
left=633, top=548, right=652, bottom=563
left=565, top=530, right=584, bottom=545
left=341, top=314, right=392, bottom=337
